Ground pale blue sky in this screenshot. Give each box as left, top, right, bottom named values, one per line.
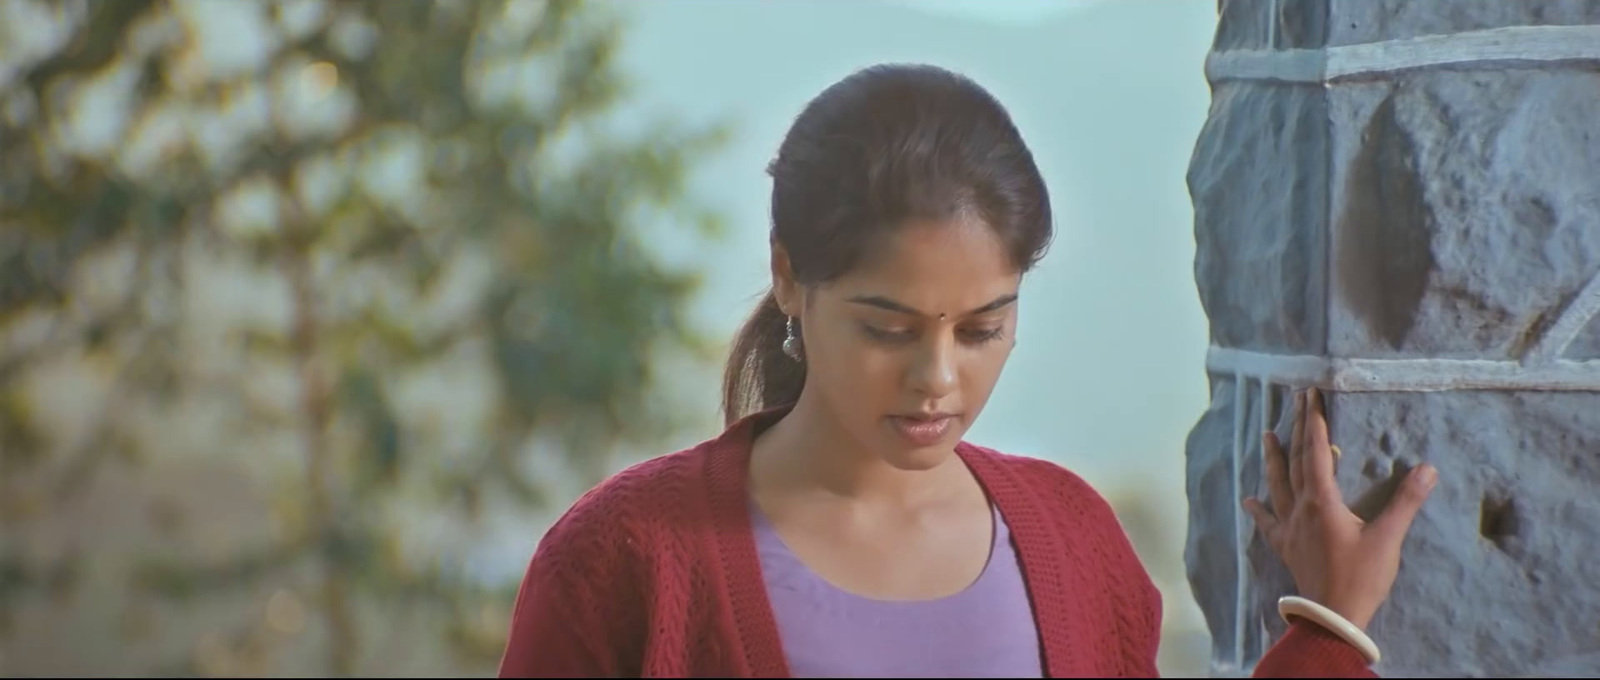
left=882, top=0, right=1117, bottom=25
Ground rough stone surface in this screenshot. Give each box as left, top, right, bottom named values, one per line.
left=1189, top=2, right=1600, bottom=677
left=1327, top=71, right=1600, bottom=359
left=1187, top=377, right=1298, bottom=669
left=1565, top=313, right=1600, bottom=360
left=1318, top=392, right=1600, bottom=677
left=1213, top=0, right=1274, bottom=51
left=1191, top=388, right=1600, bottom=677
left=1213, top=0, right=1331, bottom=50
left=1188, top=81, right=1329, bottom=355
left=1183, top=377, right=1244, bottom=663
left=1276, top=0, right=1331, bottom=49
left=1330, top=0, right=1600, bottom=47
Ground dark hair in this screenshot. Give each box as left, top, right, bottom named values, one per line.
left=721, top=64, right=1053, bottom=425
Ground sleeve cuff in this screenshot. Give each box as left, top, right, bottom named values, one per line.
left=1277, top=596, right=1380, bottom=664
left=1251, top=617, right=1378, bottom=678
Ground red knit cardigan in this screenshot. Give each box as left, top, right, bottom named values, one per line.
left=499, top=411, right=1377, bottom=678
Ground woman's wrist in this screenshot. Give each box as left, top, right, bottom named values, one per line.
left=1277, top=595, right=1382, bottom=665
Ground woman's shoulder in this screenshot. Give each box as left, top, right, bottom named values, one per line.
left=511, top=437, right=736, bottom=637
left=541, top=440, right=721, bottom=551
left=956, top=442, right=1147, bottom=557
left=959, top=441, right=1162, bottom=614
left=956, top=441, right=1115, bottom=514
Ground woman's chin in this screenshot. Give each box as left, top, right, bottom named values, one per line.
left=880, top=450, right=952, bottom=473
left=875, top=415, right=966, bottom=469
left=874, top=428, right=961, bottom=471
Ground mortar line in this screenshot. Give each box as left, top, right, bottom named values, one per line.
left=1206, top=24, right=1600, bottom=84
left=1231, top=373, right=1249, bottom=671
left=1529, top=268, right=1600, bottom=364
left=1207, top=347, right=1600, bottom=392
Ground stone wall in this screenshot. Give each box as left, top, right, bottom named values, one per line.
left=1184, top=1, right=1600, bottom=676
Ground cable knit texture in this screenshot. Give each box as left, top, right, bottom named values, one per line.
left=499, top=410, right=1378, bottom=678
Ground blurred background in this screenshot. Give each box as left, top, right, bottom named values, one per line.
left=0, top=0, right=1221, bottom=676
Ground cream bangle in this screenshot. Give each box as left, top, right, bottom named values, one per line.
left=1277, top=596, right=1381, bottom=665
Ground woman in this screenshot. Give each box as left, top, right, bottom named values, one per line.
left=497, top=64, right=1438, bottom=678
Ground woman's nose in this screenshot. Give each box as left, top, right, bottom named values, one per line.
left=908, top=337, right=958, bottom=398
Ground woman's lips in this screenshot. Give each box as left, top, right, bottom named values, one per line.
left=887, top=414, right=957, bottom=447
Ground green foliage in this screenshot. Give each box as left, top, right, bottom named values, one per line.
left=0, top=0, right=726, bottom=675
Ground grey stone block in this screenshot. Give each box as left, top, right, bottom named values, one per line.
left=1327, top=71, right=1600, bottom=359
left=1329, top=0, right=1600, bottom=47
left=1276, top=0, right=1331, bottom=49
left=1326, top=392, right=1600, bottom=677
left=1565, top=314, right=1600, bottom=360
left=1184, top=377, right=1244, bottom=663
left=1192, top=388, right=1600, bottom=676
left=1215, top=0, right=1331, bottom=50
left=1188, top=82, right=1329, bottom=355
left=1215, top=0, right=1275, bottom=51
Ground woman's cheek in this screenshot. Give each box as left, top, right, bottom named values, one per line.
left=963, top=343, right=1012, bottom=390
left=838, top=340, right=900, bottom=390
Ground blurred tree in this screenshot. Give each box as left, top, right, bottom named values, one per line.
left=0, top=0, right=726, bottom=675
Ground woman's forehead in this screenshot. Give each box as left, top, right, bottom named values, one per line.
left=860, top=218, right=1014, bottom=274
left=822, top=218, right=1022, bottom=311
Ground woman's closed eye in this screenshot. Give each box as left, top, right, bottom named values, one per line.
left=861, top=323, right=916, bottom=343
left=860, top=323, right=1007, bottom=346
left=958, top=326, right=1006, bottom=345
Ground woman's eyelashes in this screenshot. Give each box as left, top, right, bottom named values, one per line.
left=960, top=326, right=1006, bottom=344
left=859, top=322, right=1007, bottom=346
left=861, top=324, right=914, bottom=343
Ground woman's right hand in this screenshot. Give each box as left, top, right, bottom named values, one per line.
left=1242, top=387, right=1438, bottom=631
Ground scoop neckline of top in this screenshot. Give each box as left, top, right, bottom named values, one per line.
left=745, top=498, right=1005, bottom=606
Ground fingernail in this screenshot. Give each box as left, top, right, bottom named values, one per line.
left=1416, top=465, right=1438, bottom=489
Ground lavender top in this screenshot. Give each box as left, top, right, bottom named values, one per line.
left=750, top=503, right=1044, bottom=678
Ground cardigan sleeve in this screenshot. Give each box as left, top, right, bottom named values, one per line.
left=1111, top=527, right=1162, bottom=678
left=1249, top=618, right=1379, bottom=678
left=1127, top=581, right=1163, bottom=678
left=498, top=497, right=645, bottom=679
left=1120, top=592, right=1376, bottom=678
left=1047, top=460, right=1166, bottom=679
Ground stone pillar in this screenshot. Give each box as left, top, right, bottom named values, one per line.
left=1184, top=1, right=1600, bottom=676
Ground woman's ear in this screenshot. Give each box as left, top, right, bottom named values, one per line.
left=771, top=243, right=804, bottom=317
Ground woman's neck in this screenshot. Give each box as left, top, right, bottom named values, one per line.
left=750, top=390, right=967, bottom=510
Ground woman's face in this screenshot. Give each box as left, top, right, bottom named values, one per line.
left=776, top=216, right=1022, bottom=471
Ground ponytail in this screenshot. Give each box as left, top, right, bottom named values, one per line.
left=721, top=290, right=806, bottom=425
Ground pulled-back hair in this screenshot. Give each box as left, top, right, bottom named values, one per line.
left=721, top=64, right=1053, bottom=424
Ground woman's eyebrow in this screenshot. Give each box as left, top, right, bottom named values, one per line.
left=845, top=293, right=1019, bottom=318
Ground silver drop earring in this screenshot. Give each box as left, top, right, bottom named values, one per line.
left=782, top=316, right=803, bottom=361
